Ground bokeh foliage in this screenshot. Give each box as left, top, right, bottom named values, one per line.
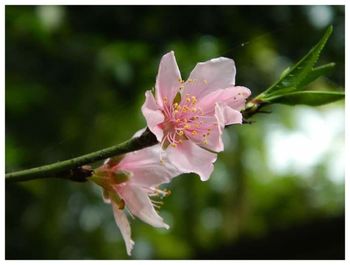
left=5, top=6, right=344, bottom=259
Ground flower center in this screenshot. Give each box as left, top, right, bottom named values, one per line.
left=160, top=88, right=215, bottom=148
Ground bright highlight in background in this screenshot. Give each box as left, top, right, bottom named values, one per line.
left=265, top=104, right=344, bottom=183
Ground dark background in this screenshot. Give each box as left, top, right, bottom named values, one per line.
left=5, top=6, right=345, bottom=259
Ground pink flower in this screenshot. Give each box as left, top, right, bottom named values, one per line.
left=90, top=145, right=179, bottom=256
left=142, top=51, right=251, bottom=181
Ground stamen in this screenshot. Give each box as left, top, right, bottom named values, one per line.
left=191, top=96, right=197, bottom=105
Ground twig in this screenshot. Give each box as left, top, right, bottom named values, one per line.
left=5, top=128, right=157, bottom=183
left=5, top=98, right=262, bottom=184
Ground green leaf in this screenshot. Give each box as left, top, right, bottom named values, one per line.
left=298, top=62, right=335, bottom=87
left=264, top=90, right=345, bottom=106
left=260, top=25, right=333, bottom=97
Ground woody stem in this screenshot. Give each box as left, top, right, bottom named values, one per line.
left=5, top=128, right=158, bottom=183
left=5, top=98, right=262, bottom=184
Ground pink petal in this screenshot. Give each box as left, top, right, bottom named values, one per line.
left=117, top=184, right=169, bottom=229
left=185, top=57, right=236, bottom=99
left=102, top=189, right=111, bottom=203
left=111, top=203, right=135, bottom=256
left=132, top=127, right=147, bottom=138
left=119, top=145, right=180, bottom=187
left=141, top=90, right=165, bottom=142
left=198, top=86, right=251, bottom=115
left=185, top=115, right=224, bottom=153
left=200, top=123, right=224, bottom=152
left=155, top=51, right=182, bottom=107
left=166, top=140, right=217, bottom=181
left=215, top=103, right=243, bottom=127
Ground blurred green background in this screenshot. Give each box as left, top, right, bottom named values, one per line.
left=5, top=6, right=345, bottom=259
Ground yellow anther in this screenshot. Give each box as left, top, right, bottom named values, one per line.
left=178, top=78, right=184, bottom=83
left=182, top=106, right=189, bottom=112
left=173, top=102, right=179, bottom=108
left=176, top=119, right=181, bottom=123
left=203, top=139, right=208, bottom=145
left=191, top=130, right=198, bottom=135
left=184, top=124, right=191, bottom=129
left=178, top=130, right=184, bottom=136
left=203, top=79, right=208, bottom=84
left=171, top=143, right=177, bottom=147
left=178, top=140, right=183, bottom=144
left=186, top=97, right=191, bottom=103
left=192, top=107, right=197, bottom=112
left=188, top=79, right=193, bottom=83
left=163, top=96, right=168, bottom=102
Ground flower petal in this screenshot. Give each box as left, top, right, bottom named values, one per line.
left=215, top=103, right=243, bottom=127
left=185, top=115, right=224, bottom=153
left=141, top=90, right=165, bottom=142
left=119, top=145, right=180, bottom=187
left=117, top=184, right=169, bottom=229
left=198, top=86, right=251, bottom=115
left=155, top=51, right=182, bottom=107
left=132, top=127, right=147, bottom=138
left=185, top=57, right=236, bottom=99
left=166, top=140, right=217, bottom=181
left=111, top=203, right=135, bottom=256
left=200, top=123, right=224, bottom=152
